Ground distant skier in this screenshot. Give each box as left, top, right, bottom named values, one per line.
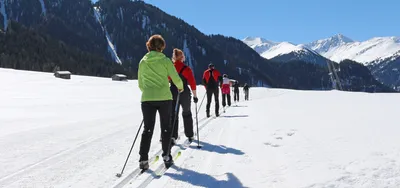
left=243, top=83, right=250, bottom=101
left=221, top=74, right=232, bottom=107
left=202, top=63, right=222, bottom=117
left=233, top=80, right=240, bottom=102
left=169, top=48, right=198, bottom=144
left=137, top=35, right=183, bottom=170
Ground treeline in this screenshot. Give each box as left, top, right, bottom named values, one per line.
left=0, top=21, right=133, bottom=78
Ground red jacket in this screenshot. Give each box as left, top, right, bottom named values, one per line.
left=202, top=68, right=221, bottom=87
left=169, top=61, right=197, bottom=91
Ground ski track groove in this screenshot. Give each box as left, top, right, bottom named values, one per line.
left=120, top=107, right=230, bottom=188
left=163, top=105, right=237, bottom=188
left=0, top=122, right=131, bottom=186
left=112, top=112, right=214, bottom=188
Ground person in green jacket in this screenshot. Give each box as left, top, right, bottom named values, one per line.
left=138, top=35, right=184, bottom=170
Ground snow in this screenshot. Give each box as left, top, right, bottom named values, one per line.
left=2, top=68, right=400, bottom=187
left=202, top=47, right=206, bottom=56
left=142, top=15, right=149, bottom=29
left=183, top=38, right=194, bottom=71
left=119, top=7, right=124, bottom=22
left=0, top=0, right=7, bottom=31
left=38, top=0, right=46, bottom=16
left=308, top=36, right=400, bottom=64
left=93, top=7, right=123, bottom=65
left=243, top=36, right=278, bottom=54
left=261, top=42, right=308, bottom=59
left=56, top=71, right=71, bottom=74
left=244, top=34, right=400, bottom=65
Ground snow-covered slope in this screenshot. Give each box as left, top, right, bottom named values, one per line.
left=243, top=37, right=331, bottom=66
left=1, top=68, right=400, bottom=187
left=307, top=35, right=400, bottom=64
left=242, top=37, right=277, bottom=54
left=244, top=34, right=400, bottom=65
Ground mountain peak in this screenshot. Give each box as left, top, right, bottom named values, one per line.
left=330, top=34, right=354, bottom=43
left=242, top=36, right=278, bottom=46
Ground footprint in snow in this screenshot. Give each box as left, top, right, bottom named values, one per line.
left=264, top=142, right=280, bottom=148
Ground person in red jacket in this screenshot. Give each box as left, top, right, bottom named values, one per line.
left=202, top=63, right=222, bottom=117
left=169, top=48, right=198, bottom=144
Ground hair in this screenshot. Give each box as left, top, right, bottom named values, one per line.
left=146, top=35, right=166, bottom=52
left=172, top=48, right=185, bottom=62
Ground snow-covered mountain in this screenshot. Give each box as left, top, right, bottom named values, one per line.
left=306, top=35, right=400, bottom=64
left=243, top=34, right=400, bottom=65
left=243, top=37, right=330, bottom=66
left=243, top=34, right=400, bottom=88
left=242, top=37, right=277, bottom=54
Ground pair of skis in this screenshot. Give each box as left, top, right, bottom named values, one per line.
left=132, top=139, right=192, bottom=188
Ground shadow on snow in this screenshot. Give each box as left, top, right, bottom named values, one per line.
left=219, top=115, right=249, bottom=118
left=230, top=105, right=248, bottom=108
left=165, top=166, right=248, bottom=188
left=189, top=141, right=245, bottom=155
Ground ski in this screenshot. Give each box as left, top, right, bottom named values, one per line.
left=113, top=155, right=160, bottom=188
left=155, top=150, right=182, bottom=177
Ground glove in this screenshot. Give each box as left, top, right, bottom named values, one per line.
left=193, top=97, right=198, bottom=103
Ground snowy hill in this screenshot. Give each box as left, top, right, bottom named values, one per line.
left=1, top=68, right=400, bottom=187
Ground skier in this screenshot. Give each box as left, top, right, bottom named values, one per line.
left=137, top=35, right=184, bottom=170
left=233, top=80, right=240, bottom=102
left=202, top=63, right=222, bottom=117
left=169, top=48, right=198, bottom=144
left=221, top=74, right=232, bottom=108
left=243, top=83, right=250, bottom=101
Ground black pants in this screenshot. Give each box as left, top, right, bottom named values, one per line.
left=234, top=90, right=239, bottom=102
left=206, top=88, right=219, bottom=116
left=139, top=100, right=172, bottom=161
left=222, top=93, right=231, bottom=107
left=171, top=92, right=194, bottom=139
left=244, top=90, right=249, bottom=100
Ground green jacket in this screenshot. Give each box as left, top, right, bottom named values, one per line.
left=138, top=51, right=184, bottom=102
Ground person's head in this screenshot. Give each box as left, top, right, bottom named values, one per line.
left=223, top=74, right=228, bottom=78
left=236, top=80, right=239, bottom=84
left=244, top=83, right=248, bottom=86
left=146, top=35, right=166, bottom=52
left=208, top=63, right=215, bottom=70
left=172, top=48, right=185, bottom=62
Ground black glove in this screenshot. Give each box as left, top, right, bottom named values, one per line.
left=193, top=97, right=198, bottom=103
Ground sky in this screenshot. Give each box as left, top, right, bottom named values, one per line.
left=93, top=0, right=399, bottom=44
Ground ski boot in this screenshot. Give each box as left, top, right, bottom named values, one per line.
left=188, top=137, right=194, bottom=143
left=163, top=155, right=174, bottom=168
left=139, top=160, right=149, bottom=170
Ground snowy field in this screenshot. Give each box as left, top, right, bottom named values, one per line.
left=1, top=68, right=400, bottom=188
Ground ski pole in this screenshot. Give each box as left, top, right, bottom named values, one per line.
left=116, top=119, right=144, bottom=178
left=166, top=93, right=181, bottom=157
left=195, top=102, right=201, bottom=148
left=196, top=93, right=206, bottom=114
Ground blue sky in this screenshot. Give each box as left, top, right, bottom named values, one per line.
left=93, top=0, right=399, bottom=44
